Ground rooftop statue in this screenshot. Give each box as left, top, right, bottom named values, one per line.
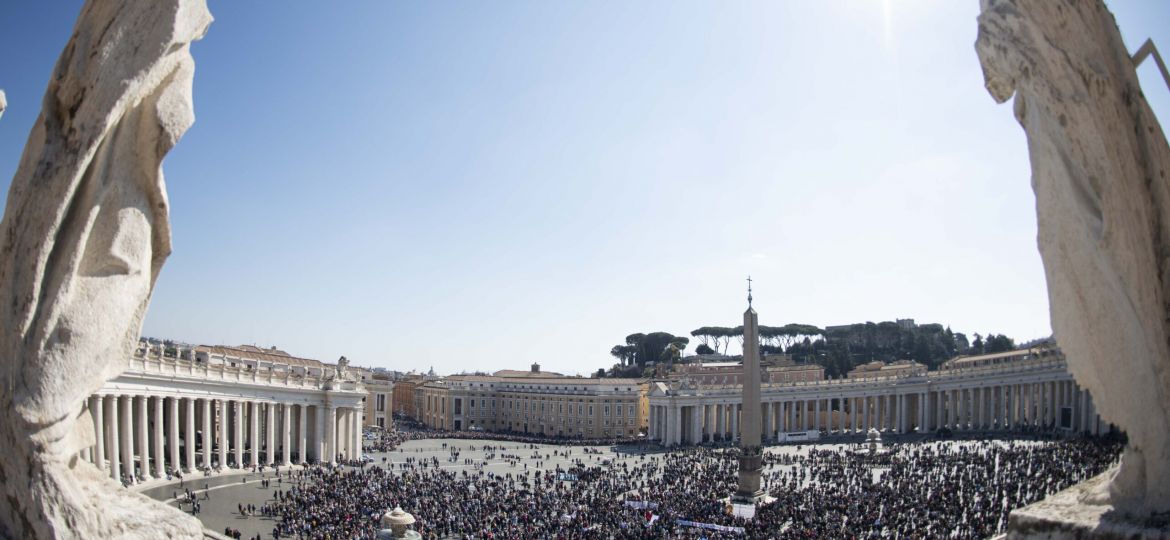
left=977, top=0, right=1170, bottom=515
left=0, top=0, right=211, bottom=537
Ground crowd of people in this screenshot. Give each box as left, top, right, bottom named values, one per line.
left=251, top=429, right=1122, bottom=539
left=363, top=421, right=645, bottom=454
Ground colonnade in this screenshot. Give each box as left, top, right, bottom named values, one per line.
left=650, top=377, right=1107, bottom=447
left=81, top=394, right=363, bottom=484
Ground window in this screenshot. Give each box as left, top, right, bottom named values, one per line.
left=605, top=405, right=610, bottom=416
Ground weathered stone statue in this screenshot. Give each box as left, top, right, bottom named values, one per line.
left=0, top=0, right=211, bottom=537
left=977, top=0, right=1170, bottom=516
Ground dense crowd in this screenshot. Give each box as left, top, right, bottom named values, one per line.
left=257, top=431, right=1122, bottom=539
left=363, top=423, right=644, bottom=453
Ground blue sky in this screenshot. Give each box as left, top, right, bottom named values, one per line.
left=2, top=1, right=1169, bottom=376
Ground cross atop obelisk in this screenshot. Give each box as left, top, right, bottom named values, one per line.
left=747, top=275, right=753, bottom=306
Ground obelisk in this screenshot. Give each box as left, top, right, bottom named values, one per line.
left=733, top=277, right=765, bottom=503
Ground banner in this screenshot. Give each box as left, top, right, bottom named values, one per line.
left=675, top=519, right=745, bottom=534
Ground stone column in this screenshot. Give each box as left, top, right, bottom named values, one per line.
left=217, top=400, right=227, bottom=469
left=763, top=403, right=772, bottom=442
left=120, top=396, right=135, bottom=483
left=136, top=396, right=150, bottom=480
left=91, top=396, right=106, bottom=470
left=167, top=397, right=179, bottom=473
left=714, top=405, right=723, bottom=439
left=353, top=407, right=362, bottom=458
left=918, top=392, right=927, bottom=432
left=185, top=398, right=196, bottom=471
left=730, top=404, right=739, bottom=442
left=298, top=404, right=309, bottom=462
left=249, top=402, right=260, bottom=466
left=107, top=396, right=120, bottom=483
left=814, top=399, right=821, bottom=432
left=152, top=397, right=165, bottom=477
left=282, top=403, right=292, bottom=466
left=325, top=405, right=338, bottom=464
left=202, top=399, right=212, bottom=468
left=233, top=401, right=244, bottom=468
left=265, top=402, right=276, bottom=465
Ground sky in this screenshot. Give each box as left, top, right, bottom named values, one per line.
left=2, top=2, right=1169, bottom=376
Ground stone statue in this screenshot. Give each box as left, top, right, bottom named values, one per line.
left=977, top=0, right=1170, bottom=515
left=0, top=0, right=211, bottom=537
left=0, top=90, right=7, bottom=121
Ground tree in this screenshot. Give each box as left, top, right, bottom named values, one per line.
left=695, top=343, right=715, bottom=355
left=609, top=345, right=636, bottom=366
left=611, top=331, right=690, bottom=368
left=971, top=333, right=985, bottom=355
left=690, top=327, right=736, bottom=355
left=984, top=333, right=1015, bottom=353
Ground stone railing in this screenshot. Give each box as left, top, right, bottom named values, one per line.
left=124, top=350, right=363, bottom=393
left=665, top=358, right=1070, bottom=397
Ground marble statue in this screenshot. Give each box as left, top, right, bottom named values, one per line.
left=0, top=0, right=211, bottom=537
left=0, top=90, right=7, bottom=121
left=977, top=0, right=1170, bottom=515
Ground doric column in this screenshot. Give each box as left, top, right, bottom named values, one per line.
left=298, top=404, right=309, bottom=462
left=325, top=404, right=338, bottom=464
left=106, top=396, right=120, bottom=482
left=91, top=395, right=106, bottom=470
left=153, top=397, right=165, bottom=477
left=712, top=405, right=722, bottom=439
left=250, top=401, right=260, bottom=466
left=282, top=403, right=292, bottom=466
left=202, top=399, right=212, bottom=468
left=918, top=392, right=926, bottom=432
left=730, top=404, right=739, bottom=441
left=167, top=397, right=179, bottom=473
left=120, top=395, right=135, bottom=482
left=1053, top=378, right=1062, bottom=425
left=218, top=400, right=228, bottom=468
left=352, top=407, right=362, bottom=458
left=973, top=387, right=981, bottom=429
left=185, top=397, right=196, bottom=471
left=136, top=396, right=150, bottom=479
left=705, top=404, right=714, bottom=441
left=814, top=399, right=821, bottom=432
left=265, top=402, right=276, bottom=465
left=689, top=404, right=696, bottom=441
left=762, top=402, right=772, bottom=441
left=233, top=400, right=244, bottom=468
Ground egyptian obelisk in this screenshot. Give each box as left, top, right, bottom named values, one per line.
left=733, top=277, right=765, bottom=503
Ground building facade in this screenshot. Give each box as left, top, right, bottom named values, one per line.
left=78, top=343, right=367, bottom=485
left=648, top=348, right=1107, bottom=446
left=363, top=375, right=394, bottom=429
left=412, top=366, right=646, bottom=439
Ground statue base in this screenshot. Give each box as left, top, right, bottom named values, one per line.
left=1001, top=470, right=1170, bottom=539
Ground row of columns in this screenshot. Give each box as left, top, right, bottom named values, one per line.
left=83, top=395, right=363, bottom=484
left=920, top=380, right=1103, bottom=433
left=650, top=379, right=1108, bottom=447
